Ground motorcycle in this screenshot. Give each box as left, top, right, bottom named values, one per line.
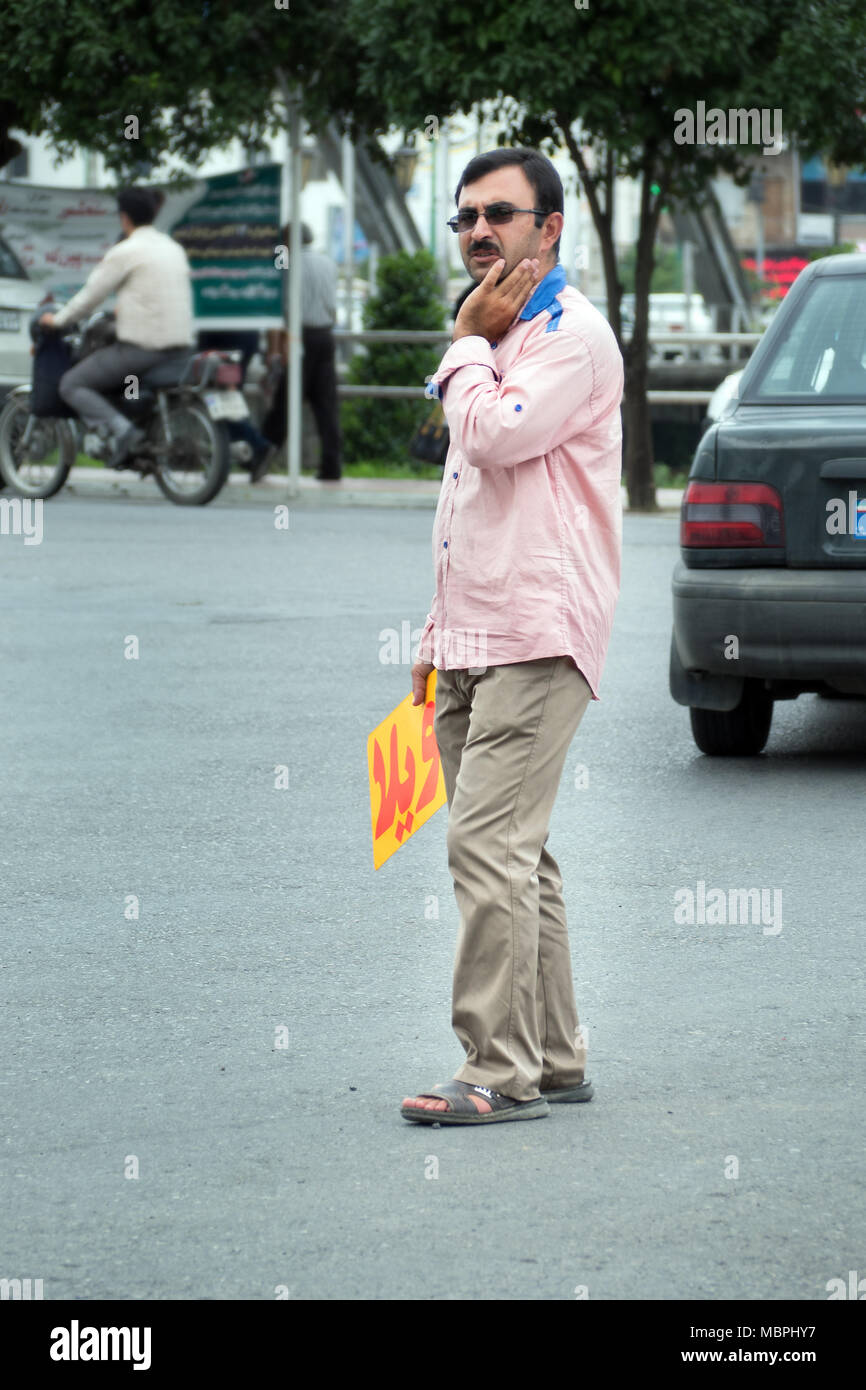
left=0, top=307, right=250, bottom=506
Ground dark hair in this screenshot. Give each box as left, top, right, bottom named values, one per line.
left=454, top=146, right=563, bottom=258
left=279, top=223, right=314, bottom=246
left=117, top=188, right=157, bottom=226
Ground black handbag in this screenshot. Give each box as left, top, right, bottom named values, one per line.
left=30, top=334, right=76, bottom=418
left=409, top=401, right=450, bottom=466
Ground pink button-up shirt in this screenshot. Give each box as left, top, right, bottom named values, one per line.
left=416, top=264, right=624, bottom=698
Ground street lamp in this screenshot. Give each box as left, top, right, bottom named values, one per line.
left=300, top=143, right=319, bottom=189
left=393, top=145, right=418, bottom=194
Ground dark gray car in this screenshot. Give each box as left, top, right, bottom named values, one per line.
left=670, top=252, right=866, bottom=754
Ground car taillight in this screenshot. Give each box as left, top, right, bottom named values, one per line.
left=681, top=481, right=785, bottom=548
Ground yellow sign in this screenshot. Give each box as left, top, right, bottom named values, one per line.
left=367, top=670, right=446, bottom=869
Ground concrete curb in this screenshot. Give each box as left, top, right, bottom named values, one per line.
left=62, top=468, right=444, bottom=509
left=61, top=467, right=684, bottom=512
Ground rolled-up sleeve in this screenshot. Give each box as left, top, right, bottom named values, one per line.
left=429, top=329, right=597, bottom=470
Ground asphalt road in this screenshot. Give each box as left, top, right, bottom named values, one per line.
left=1, top=495, right=864, bottom=1301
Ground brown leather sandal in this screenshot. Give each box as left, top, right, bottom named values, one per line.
left=400, top=1079, right=550, bottom=1125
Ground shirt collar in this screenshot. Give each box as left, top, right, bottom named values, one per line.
left=518, top=263, right=567, bottom=321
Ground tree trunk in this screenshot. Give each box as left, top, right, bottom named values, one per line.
left=0, top=102, right=24, bottom=172
left=557, top=121, right=659, bottom=511
left=622, top=173, right=660, bottom=511
left=622, top=357, right=656, bottom=510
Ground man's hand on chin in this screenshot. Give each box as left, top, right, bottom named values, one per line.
left=452, top=257, right=541, bottom=344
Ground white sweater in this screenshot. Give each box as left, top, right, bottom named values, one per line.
left=53, top=225, right=193, bottom=349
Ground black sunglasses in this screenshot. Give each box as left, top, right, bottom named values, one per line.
left=446, top=203, right=549, bottom=234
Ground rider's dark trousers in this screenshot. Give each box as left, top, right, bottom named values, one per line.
left=59, top=343, right=178, bottom=439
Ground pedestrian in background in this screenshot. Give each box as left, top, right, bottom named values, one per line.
left=263, top=223, right=342, bottom=481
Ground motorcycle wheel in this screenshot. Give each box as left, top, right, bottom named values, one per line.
left=0, top=391, right=75, bottom=499
left=152, top=396, right=230, bottom=506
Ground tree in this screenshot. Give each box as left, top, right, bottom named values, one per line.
left=349, top=0, right=866, bottom=508
left=0, top=0, right=390, bottom=178
left=3, top=0, right=864, bottom=506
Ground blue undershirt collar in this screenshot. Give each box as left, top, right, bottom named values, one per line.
left=518, top=263, right=567, bottom=321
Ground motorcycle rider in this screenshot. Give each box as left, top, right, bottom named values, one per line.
left=39, top=188, right=193, bottom=469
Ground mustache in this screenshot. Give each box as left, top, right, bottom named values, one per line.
left=470, top=244, right=499, bottom=255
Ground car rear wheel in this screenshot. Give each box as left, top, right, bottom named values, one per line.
left=689, top=681, right=773, bottom=756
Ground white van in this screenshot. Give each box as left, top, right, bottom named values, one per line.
left=649, top=292, right=715, bottom=360
left=0, top=237, right=45, bottom=399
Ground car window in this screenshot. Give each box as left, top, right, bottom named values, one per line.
left=0, top=236, right=28, bottom=280
left=752, top=275, right=866, bottom=398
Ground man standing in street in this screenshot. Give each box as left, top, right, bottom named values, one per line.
left=401, top=148, right=623, bottom=1126
left=40, top=188, right=193, bottom=469
left=263, top=223, right=342, bottom=481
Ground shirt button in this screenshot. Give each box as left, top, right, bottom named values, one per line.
left=514, top=403, right=523, bottom=412
left=452, top=472, right=458, bottom=479
left=491, top=341, right=498, bottom=348
left=443, top=541, right=448, bottom=548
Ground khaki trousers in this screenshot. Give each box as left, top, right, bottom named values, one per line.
left=433, top=656, right=593, bottom=1102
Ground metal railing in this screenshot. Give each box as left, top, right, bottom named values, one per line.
left=333, top=329, right=762, bottom=346
left=332, top=329, right=760, bottom=406
left=651, top=332, right=760, bottom=346
left=333, top=330, right=451, bottom=343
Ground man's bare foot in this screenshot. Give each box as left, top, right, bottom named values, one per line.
left=401, top=1090, right=491, bottom=1115
left=400, top=1081, right=550, bottom=1125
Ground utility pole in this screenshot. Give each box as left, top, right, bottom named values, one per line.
left=277, top=71, right=303, bottom=500
left=747, top=170, right=766, bottom=310
left=437, top=121, right=450, bottom=289
left=341, top=134, right=355, bottom=328
left=682, top=239, right=695, bottom=330
left=429, top=138, right=437, bottom=268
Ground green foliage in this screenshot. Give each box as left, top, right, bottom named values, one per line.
left=352, top=0, right=866, bottom=203
left=350, top=0, right=866, bottom=508
left=0, top=0, right=393, bottom=178
left=4, top=0, right=864, bottom=505
left=807, top=242, right=859, bottom=261
left=653, top=463, right=689, bottom=490
left=340, top=250, right=446, bottom=465
left=342, top=460, right=443, bottom=480
left=5, top=0, right=863, bottom=197
left=618, top=246, right=683, bottom=295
